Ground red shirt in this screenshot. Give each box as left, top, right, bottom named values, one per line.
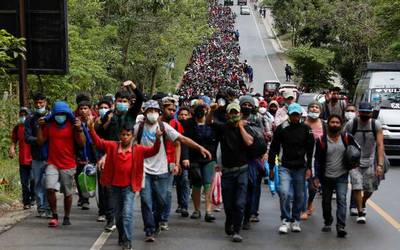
left=43, top=122, right=77, bottom=169
left=90, top=129, right=161, bottom=191
left=12, top=124, right=32, bottom=165
left=166, top=119, right=184, bottom=164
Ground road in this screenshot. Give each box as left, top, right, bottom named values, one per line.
left=1, top=3, right=400, bottom=250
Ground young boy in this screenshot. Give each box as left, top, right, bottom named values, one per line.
left=88, top=119, right=162, bottom=250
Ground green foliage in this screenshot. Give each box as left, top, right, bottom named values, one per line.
left=0, top=158, right=21, bottom=202
left=0, top=30, right=25, bottom=76
left=0, top=98, right=19, bottom=159
left=287, top=45, right=334, bottom=91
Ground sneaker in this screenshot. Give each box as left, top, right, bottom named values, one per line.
left=350, top=208, right=358, bottom=216
left=321, top=225, right=332, bottom=232
left=175, top=207, right=182, bottom=214
left=214, top=207, right=221, bottom=212
left=122, top=241, right=133, bottom=250
left=160, top=222, right=169, bottom=231
left=278, top=219, right=290, bottom=234
left=97, top=215, right=106, bottom=222
left=356, top=216, right=366, bottom=224
left=242, top=220, right=251, bottom=230
left=190, top=210, right=201, bottom=219
left=337, top=226, right=347, bottom=238
left=81, top=202, right=90, bottom=210
left=36, top=211, right=46, bottom=218
left=23, top=205, right=31, bottom=210
left=250, top=215, right=260, bottom=223
left=205, top=213, right=216, bottom=222
left=62, top=217, right=71, bottom=226
left=48, top=218, right=59, bottom=227
left=181, top=208, right=189, bottom=218
left=144, top=234, right=155, bottom=242
left=232, top=233, right=243, bottom=242
left=45, top=211, right=53, bottom=219
left=291, top=221, right=301, bottom=232
left=104, top=220, right=116, bottom=232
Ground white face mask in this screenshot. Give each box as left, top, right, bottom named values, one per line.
left=146, top=112, right=159, bottom=124
left=259, top=107, right=267, bottom=114
left=307, top=112, right=320, bottom=119
left=345, top=111, right=356, bottom=121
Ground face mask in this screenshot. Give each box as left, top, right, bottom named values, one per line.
left=54, top=115, right=67, bottom=125
left=35, top=107, right=46, bottom=114
left=359, top=115, right=370, bottom=122
left=307, top=112, right=320, bottom=119
left=99, top=108, right=109, bottom=118
left=328, top=126, right=341, bottom=134
left=345, top=112, right=356, bottom=121
left=146, top=112, right=159, bottom=124
left=217, top=98, right=226, bottom=107
left=228, top=114, right=241, bottom=124
left=269, top=108, right=277, bottom=116
left=241, top=107, right=252, bottom=116
left=18, top=116, right=26, bottom=124
left=259, top=107, right=267, bottom=114
left=116, top=102, right=129, bottom=112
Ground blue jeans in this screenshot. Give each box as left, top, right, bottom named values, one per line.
left=31, top=160, right=49, bottom=212
left=112, top=186, right=135, bottom=244
left=19, top=165, right=34, bottom=206
left=244, top=160, right=262, bottom=222
left=278, top=167, right=306, bottom=222
left=322, top=174, right=348, bottom=227
left=140, top=173, right=170, bottom=235
left=161, top=173, right=174, bottom=222
left=175, top=169, right=190, bottom=210
left=221, top=167, right=248, bottom=234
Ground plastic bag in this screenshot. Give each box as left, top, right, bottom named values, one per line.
left=78, top=164, right=97, bottom=198
left=210, top=171, right=222, bottom=206
left=264, top=161, right=280, bottom=196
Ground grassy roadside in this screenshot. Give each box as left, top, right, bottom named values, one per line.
left=0, top=158, right=21, bottom=208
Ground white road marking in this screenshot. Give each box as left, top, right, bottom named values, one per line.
left=89, top=231, right=112, bottom=250
left=249, top=6, right=279, bottom=81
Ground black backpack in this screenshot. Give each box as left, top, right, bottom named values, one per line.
left=245, top=123, right=268, bottom=159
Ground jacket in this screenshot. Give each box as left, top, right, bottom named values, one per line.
left=268, top=120, right=314, bottom=170
left=24, top=113, right=49, bottom=161
left=90, top=129, right=160, bottom=192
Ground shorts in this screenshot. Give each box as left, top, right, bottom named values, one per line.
left=350, top=166, right=380, bottom=193
left=45, top=164, right=76, bottom=196
left=189, top=161, right=216, bottom=190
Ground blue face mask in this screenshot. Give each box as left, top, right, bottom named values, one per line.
left=99, top=108, right=109, bottom=118
left=18, top=116, right=26, bottom=124
left=116, top=102, right=129, bottom=112
left=54, top=115, right=67, bottom=125
left=35, top=107, right=46, bottom=114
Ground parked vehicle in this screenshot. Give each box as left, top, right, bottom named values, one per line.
left=353, top=62, right=400, bottom=160
left=263, top=80, right=280, bottom=99
left=238, top=0, right=247, bottom=6
left=240, top=5, right=251, bottom=15
left=224, top=0, right=234, bottom=6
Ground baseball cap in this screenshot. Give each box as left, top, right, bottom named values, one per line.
left=282, top=89, right=295, bottom=99
left=226, top=103, right=241, bottom=113
left=288, top=103, right=302, bottom=115
left=358, top=102, right=373, bottom=112
left=144, top=100, right=160, bottom=112
left=259, top=100, right=268, bottom=108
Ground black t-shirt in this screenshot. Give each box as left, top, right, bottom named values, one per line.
left=215, top=123, right=248, bottom=168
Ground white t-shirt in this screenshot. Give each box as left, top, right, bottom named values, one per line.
left=134, top=121, right=180, bottom=175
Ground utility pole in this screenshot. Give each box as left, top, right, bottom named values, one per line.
left=18, top=0, right=28, bottom=107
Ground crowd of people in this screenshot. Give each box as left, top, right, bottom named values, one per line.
left=7, top=1, right=388, bottom=250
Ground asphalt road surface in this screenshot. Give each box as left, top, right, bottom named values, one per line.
left=1, top=4, right=399, bottom=250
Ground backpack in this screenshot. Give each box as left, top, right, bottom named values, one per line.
left=319, top=132, right=361, bottom=170
left=351, top=118, right=390, bottom=173
left=136, top=120, right=168, bottom=149
left=245, top=123, right=268, bottom=159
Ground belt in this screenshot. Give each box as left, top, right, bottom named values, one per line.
left=222, top=165, right=248, bottom=174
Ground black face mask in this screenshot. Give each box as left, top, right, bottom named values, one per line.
left=328, top=126, right=341, bottom=134
left=269, top=108, right=277, bottom=116
left=241, top=107, right=252, bottom=116
left=359, top=115, right=370, bottom=122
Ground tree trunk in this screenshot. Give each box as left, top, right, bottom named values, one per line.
left=150, top=66, right=158, bottom=95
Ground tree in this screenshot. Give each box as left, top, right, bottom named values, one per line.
left=287, top=45, right=335, bottom=91
left=0, top=29, right=25, bottom=77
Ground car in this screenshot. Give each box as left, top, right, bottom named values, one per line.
left=297, top=93, right=324, bottom=114
left=263, top=80, right=280, bottom=99
left=224, top=0, right=234, bottom=6
left=238, top=0, right=247, bottom=6
left=240, top=6, right=250, bottom=15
